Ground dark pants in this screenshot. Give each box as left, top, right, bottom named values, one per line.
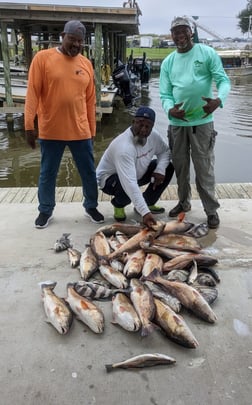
left=38, top=139, right=98, bottom=215
left=102, top=160, right=174, bottom=208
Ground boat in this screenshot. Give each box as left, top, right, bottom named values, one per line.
left=0, top=77, right=27, bottom=103
left=0, top=77, right=117, bottom=115
left=217, top=49, right=252, bottom=77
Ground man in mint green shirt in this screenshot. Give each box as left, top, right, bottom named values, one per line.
left=159, top=17, right=231, bottom=228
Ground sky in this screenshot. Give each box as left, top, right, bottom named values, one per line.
left=8, top=0, right=250, bottom=39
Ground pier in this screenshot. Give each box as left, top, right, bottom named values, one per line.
left=1, top=183, right=252, bottom=204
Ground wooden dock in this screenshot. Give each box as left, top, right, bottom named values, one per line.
left=1, top=183, right=252, bottom=204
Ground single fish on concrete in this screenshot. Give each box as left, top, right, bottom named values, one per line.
left=111, top=293, right=141, bottom=332
left=79, top=246, right=98, bottom=280
left=67, top=247, right=81, bottom=268
left=74, top=281, right=130, bottom=300
left=66, top=283, right=104, bottom=333
left=105, top=353, right=176, bottom=372
left=142, top=269, right=217, bottom=323
left=154, top=297, right=199, bottom=348
left=54, top=233, right=72, bottom=252
left=130, top=278, right=156, bottom=337
left=39, top=281, right=73, bottom=334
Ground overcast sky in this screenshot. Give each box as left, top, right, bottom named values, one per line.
left=10, top=0, right=249, bottom=38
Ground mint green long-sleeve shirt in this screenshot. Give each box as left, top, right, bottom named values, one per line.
left=159, top=43, right=231, bottom=126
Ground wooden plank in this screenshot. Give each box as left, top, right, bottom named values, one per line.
left=215, top=184, right=230, bottom=199
left=1, top=188, right=19, bottom=203
left=190, top=184, right=200, bottom=199
left=55, top=187, right=67, bottom=202
left=11, top=187, right=30, bottom=203
left=22, top=188, right=37, bottom=203
left=72, top=187, right=83, bottom=202
left=165, top=185, right=178, bottom=200
left=0, top=107, right=24, bottom=113
left=63, top=187, right=76, bottom=202
left=230, top=183, right=250, bottom=199
left=0, top=183, right=252, bottom=204
left=240, top=183, right=252, bottom=199
left=223, top=183, right=239, bottom=198
left=99, top=190, right=111, bottom=201
left=0, top=188, right=9, bottom=202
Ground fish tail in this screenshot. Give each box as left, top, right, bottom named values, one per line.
left=141, top=321, right=155, bottom=337
left=105, top=364, right=115, bottom=373
left=38, top=280, right=57, bottom=290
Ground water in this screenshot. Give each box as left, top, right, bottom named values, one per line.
left=0, top=74, right=252, bottom=187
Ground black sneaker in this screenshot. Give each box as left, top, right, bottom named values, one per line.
left=35, top=213, right=53, bottom=229
left=169, top=202, right=191, bottom=218
left=85, top=208, right=104, bottom=224
left=207, top=213, right=220, bottom=229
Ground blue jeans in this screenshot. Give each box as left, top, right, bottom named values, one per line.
left=102, top=160, right=174, bottom=208
left=38, top=139, right=98, bottom=215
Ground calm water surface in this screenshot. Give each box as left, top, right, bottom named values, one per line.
left=0, top=74, right=251, bottom=187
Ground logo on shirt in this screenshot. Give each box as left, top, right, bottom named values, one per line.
left=194, top=60, right=203, bottom=68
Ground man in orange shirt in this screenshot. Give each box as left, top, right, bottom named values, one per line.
left=25, top=20, right=104, bottom=228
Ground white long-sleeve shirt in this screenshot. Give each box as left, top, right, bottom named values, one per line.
left=96, top=126, right=171, bottom=217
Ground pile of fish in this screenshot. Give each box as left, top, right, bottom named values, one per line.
left=40, top=214, right=221, bottom=352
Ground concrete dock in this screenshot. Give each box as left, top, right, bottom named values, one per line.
left=0, top=187, right=252, bottom=405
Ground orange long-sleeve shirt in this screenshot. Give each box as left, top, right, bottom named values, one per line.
left=25, top=48, right=96, bottom=140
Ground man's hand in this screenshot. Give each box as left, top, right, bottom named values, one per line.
left=25, top=130, right=38, bottom=149
left=151, top=172, right=165, bottom=190
left=169, top=102, right=188, bottom=122
left=143, top=212, right=156, bottom=228
left=202, top=97, right=221, bottom=118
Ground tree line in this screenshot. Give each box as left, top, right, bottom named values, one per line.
left=238, top=0, right=252, bottom=33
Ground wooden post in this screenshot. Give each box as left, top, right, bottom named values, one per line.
left=94, top=23, right=102, bottom=120
left=109, top=32, right=115, bottom=72
left=0, top=21, right=14, bottom=107
left=23, top=29, right=32, bottom=69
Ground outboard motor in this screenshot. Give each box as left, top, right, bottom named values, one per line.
left=112, top=62, right=133, bottom=107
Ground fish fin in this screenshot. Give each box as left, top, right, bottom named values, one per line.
left=105, top=364, right=114, bottom=373
left=177, top=212, right=185, bottom=222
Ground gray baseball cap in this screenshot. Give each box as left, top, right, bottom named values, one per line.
left=63, top=20, right=86, bottom=39
left=171, top=17, right=191, bottom=30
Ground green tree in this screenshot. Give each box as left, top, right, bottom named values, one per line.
left=237, top=0, right=252, bottom=33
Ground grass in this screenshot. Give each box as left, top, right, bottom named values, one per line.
left=126, top=47, right=175, bottom=60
